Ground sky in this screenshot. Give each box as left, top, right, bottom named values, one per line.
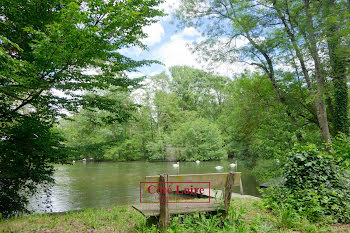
left=54, top=0, right=251, bottom=101
left=120, top=0, right=248, bottom=79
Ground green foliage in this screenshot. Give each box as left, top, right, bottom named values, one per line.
left=61, top=66, right=231, bottom=162
left=332, top=66, right=349, bottom=135
left=169, top=66, right=229, bottom=120
left=176, top=0, right=350, bottom=142
left=252, top=159, right=283, bottom=183
left=0, top=116, right=67, bottom=218
left=146, top=140, right=166, bottom=161
left=331, top=133, right=350, bottom=169
left=262, top=144, right=350, bottom=223
left=0, top=0, right=163, bottom=217
left=60, top=90, right=155, bottom=161
left=113, top=138, right=145, bottom=161
left=171, top=118, right=227, bottom=161
left=0, top=0, right=164, bottom=119
left=219, top=72, right=321, bottom=163
left=61, top=67, right=326, bottom=166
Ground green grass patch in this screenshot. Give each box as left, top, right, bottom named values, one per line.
left=0, top=198, right=348, bottom=232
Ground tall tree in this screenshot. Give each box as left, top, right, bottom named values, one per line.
left=323, top=0, right=349, bottom=135
left=175, top=0, right=350, bottom=142
left=270, top=0, right=331, bottom=142
left=0, top=0, right=163, bottom=217
left=302, top=0, right=331, bottom=142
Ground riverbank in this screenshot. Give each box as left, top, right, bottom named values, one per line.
left=1, top=198, right=349, bottom=232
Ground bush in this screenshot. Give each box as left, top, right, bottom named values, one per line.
left=262, top=144, right=350, bottom=223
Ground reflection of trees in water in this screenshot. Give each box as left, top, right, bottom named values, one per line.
left=28, top=161, right=260, bottom=213
left=27, top=183, right=53, bottom=213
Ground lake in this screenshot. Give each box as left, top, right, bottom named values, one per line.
left=29, top=160, right=260, bottom=213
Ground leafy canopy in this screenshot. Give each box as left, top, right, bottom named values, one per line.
left=0, top=0, right=164, bottom=120
left=0, top=0, right=164, bottom=217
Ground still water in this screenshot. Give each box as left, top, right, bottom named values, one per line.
left=29, top=160, right=260, bottom=213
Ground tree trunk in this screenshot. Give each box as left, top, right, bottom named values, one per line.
left=245, top=32, right=302, bottom=141
left=275, top=1, right=332, bottom=140
left=303, top=0, right=332, bottom=143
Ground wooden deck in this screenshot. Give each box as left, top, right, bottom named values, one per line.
left=202, top=189, right=260, bottom=199
left=133, top=200, right=220, bottom=217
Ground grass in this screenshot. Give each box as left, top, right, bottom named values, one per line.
left=0, top=198, right=349, bottom=233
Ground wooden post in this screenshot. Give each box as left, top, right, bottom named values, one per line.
left=159, top=174, right=169, bottom=231
left=223, top=172, right=235, bottom=217
left=239, top=177, right=244, bottom=195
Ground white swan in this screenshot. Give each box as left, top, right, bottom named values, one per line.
left=215, top=166, right=223, bottom=170
left=172, top=162, right=179, bottom=168
left=195, top=160, right=200, bottom=164
left=230, top=161, right=237, bottom=168
left=82, top=158, right=86, bottom=161
left=72, top=160, right=75, bottom=163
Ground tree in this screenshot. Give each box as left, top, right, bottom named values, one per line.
left=175, top=0, right=350, bottom=142
left=0, top=116, right=66, bottom=217
left=270, top=0, right=331, bottom=141
left=0, top=0, right=163, bottom=120
left=0, top=0, right=163, bottom=217
left=322, top=0, right=349, bottom=135
left=218, top=72, right=321, bottom=162
left=169, top=66, right=229, bottom=120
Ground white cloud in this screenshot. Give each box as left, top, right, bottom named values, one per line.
left=154, top=27, right=250, bottom=77
left=157, top=36, right=198, bottom=68
left=82, top=67, right=100, bottom=75
left=169, top=27, right=200, bottom=41
left=182, top=27, right=201, bottom=37
left=234, top=37, right=249, bottom=48
left=141, top=22, right=165, bottom=46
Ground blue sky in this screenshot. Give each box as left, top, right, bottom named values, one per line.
left=120, top=1, right=203, bottom=78
left=119, top=0, right=248, bottom=79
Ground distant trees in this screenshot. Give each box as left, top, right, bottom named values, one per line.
left=62, top=66, right=229, bottom=161
left=61, top=64, right=349, bottom=181
left=60, top=90, right=147, bottom=161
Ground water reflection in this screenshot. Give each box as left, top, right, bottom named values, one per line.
left=29, top=160, right=260, bottom=213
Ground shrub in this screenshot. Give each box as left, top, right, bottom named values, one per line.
left=262, top=144, right=350, bottom=223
